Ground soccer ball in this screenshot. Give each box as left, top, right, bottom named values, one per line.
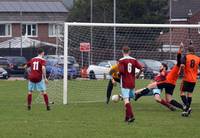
left=111, top=94, right=120, bottom=103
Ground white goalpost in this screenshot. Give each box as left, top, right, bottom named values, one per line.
left=62, top=22, right=200, bottom=105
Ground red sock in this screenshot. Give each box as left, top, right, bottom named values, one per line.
left=43, top=94, right=49, bottom=106
left=27, top=94, right=32, bottom=106
left=160, top=99, right=171, bottom=108
left=125, top=103, right=134, bottom=119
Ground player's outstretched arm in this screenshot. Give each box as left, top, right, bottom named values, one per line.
left=136, top=67, right=144, bottom=79
left=177, top=42, right=184, bottom=67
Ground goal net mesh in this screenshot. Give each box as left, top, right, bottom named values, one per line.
left=35, top=23, right=200, bottom=104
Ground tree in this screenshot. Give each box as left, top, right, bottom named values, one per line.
left=67, top=0, right=168, bottom=23
left=67, top=0, right=169, bottom=61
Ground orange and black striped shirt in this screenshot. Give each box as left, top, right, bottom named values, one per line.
left=182, top=54, right=200, bottom=83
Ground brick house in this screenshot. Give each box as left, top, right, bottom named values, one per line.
left=0, top=0, right=68, bottom=58
left=159, top=0, right=200, bottom=53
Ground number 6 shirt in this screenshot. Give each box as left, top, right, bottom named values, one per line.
left=118, top=56, right=142, bottom=89
left=27, top=56, right=46, bottom=83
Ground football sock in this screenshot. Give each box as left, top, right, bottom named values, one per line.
left=187, top=97, right=192, bottom=108
left=160, top=99, right=171, bottom=108
left=135, top=88, right=150, bottom=100
left=43, top=94, right=49, bottom=106
left=181, top=95, right=188, bottom=106
left=170, top=99, right=183, bottom=110
left=125, top=103, right=133, bottom=118
left=27, top=94, right=32, bottom=106
left=106, top=80, right=113, bottom=103
left=140, top=88, right=150, bottom=95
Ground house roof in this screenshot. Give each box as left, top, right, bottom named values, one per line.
left=172, top=0, right=200, bottom=19
left=0, top=12, right=68, bottom=22
left=0, top=1, right=68, bottom=13
left=0, top=37, right=59, bottom=49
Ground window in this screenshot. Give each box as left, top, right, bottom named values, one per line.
left=0, top=24, right=11, bottom=37
left=49, top=24, right=63, bottom=37
left=22, top=24, right=37, bottom=36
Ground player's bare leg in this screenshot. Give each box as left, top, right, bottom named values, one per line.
left=124, top=99, right=135, bottom=123
left=27, top=92, right=32, bottom=110
left=42, top=92, right=50, bottom=111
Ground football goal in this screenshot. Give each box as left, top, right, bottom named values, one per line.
left=37, top=22, right=200, bottom=105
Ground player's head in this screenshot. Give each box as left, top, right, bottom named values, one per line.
left=160, top=63, right=168, bottom=72
left=122, top=46, right=130, bottom=55
left=187, top=45, right=195, bottom=54
left=37, top=48, right=45, bottom=57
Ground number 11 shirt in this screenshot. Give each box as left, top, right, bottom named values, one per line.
left=27, top=56, right=46, bottom=83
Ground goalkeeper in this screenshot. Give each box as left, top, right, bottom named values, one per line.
left=106, top=64, right=120, bottom=104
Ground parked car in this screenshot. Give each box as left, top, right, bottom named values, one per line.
left=87, top=60, right=143, bottom=79
left=0, top=67, right=9, bottom=79
left=0, top=57, right=10, bottom=73
left=46, top=59, right=63, bottom=80
left=24, top=57, right=78, bottom=80
left=68, top=56, right=80, bottom=72
left=161, top=60, right=177, bottom=70
left=4, top=56, right=27, bottom=75
left=138, top=59, right=161, bottom=79
left=44, top=55, right=79, bottom=72
left=46, top=58, right=77, bottom=80
left=161, top=59, right=187, bottom=78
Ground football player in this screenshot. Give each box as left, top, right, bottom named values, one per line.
left=118, top=46, right=144, bottom=123
left=135, top=43, right=185, bottom=112
left=26, top=48, right=50, bottom=111
left=180, top=43, right=200, bottom=116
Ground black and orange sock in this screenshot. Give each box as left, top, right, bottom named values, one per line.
left=170, top=99, right=183, bottom=110
left=181, top=95, right=188, bottom=106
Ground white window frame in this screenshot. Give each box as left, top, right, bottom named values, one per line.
left=22, top=23, right=38, bottom=37
left=48, top=24, right=63, bottom=37
left=0, top=24, right=12, bottom=37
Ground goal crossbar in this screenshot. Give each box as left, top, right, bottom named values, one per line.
left=65, top=22, right=200, bottom=28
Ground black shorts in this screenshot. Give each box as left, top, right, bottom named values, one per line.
left=181, top=81, right=196, bottom=93
left=157, top=82, right=175, bottom=95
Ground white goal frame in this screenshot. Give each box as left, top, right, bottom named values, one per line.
left=63, top=22, right=200, bottom=104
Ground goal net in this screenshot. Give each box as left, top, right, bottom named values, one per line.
left=37, top=23, right=200, bottom=104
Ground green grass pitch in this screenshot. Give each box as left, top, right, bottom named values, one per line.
left=0, top=79, right=200, bottom=138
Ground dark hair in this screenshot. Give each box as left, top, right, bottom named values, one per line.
left=188, top=45, right=195, bottom=54
left=37, top=48, right=44, bottom=55
left=162, top=63, right=168, bottom=70
left=122, top=46, right=130, bottom=54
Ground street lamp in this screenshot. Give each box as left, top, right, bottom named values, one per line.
left=90, top=0, right=93, bottom=65
left=113, top=0, right=116, bottom=60
left=188, top=9, right=192, bottom=41
left=20, top=0, right=23, bottom=56
left=169, top=0, right=172, bottom=59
